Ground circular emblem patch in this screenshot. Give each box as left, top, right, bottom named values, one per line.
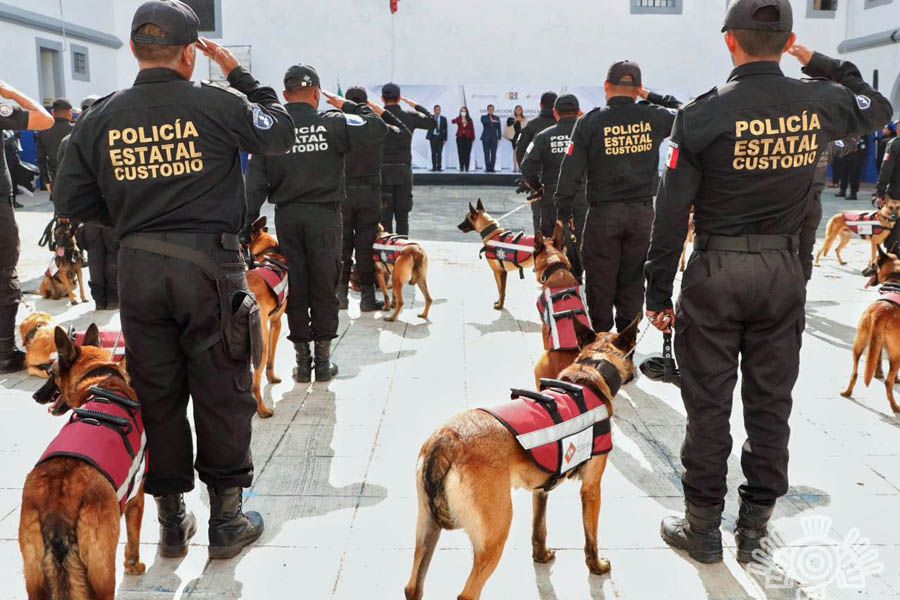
left=0, top=104, right=13, bottom=118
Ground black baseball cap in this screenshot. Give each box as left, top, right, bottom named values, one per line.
left=540, top=91, right=558, bottom=107
left=284, top=64, right=320, bottom=89
left=554, top=94, right=579, bottom=114
left=722, top=0, right=793, bottom=33
left=607, top=61, right=642, bottom=87
left=346, top=86, right=368, bottom=103
left=80, top=95, right=100, bottom=112
left=131, top=0, right=199, bottom=45
left=51, top=98, right=72, bottom=111
left=382, top=82, right=401, bottom=101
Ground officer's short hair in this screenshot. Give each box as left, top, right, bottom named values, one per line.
left=133, top=24, right=185, bottom=63
left=731, top=7, right=792, bottom=58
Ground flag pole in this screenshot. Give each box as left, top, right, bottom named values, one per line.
left=391, top=12, right=396, bottom=80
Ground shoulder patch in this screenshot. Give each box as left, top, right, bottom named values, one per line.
left=252, top=106, right=274, bottom=130
left=856, top=95, right=872, bottom=110
left=0, top=104, right=13, bottom=118
left=344, top=113, right=366, bottom=126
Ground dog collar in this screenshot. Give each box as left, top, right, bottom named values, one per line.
left=540, top=261, right=570, bottom=284
left=480, top=223, right=500, bottom=240
left=574, top=357, right=623, bottom=399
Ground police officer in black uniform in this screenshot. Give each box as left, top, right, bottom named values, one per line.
left=644, top=0, right=892, bottom=564
left=379, top=83, right=433, bottom=235
left=337, top=85, right=409, bottom=311
left=246, top=66, right=387, bottom=382
left=516, top=91, right=558, bottom=234
left=35, top=98, right=74, bottom=194
left=0, top=81, right=52, bottom=373
left=555, top=61, right=681, bottom=334
left=54, top=0, right=294, bottom=559
left=520, top=94, right=588, bottom=253
left=878, top=133, right=900, bottom=254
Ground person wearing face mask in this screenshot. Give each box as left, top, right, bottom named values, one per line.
left=452, top=106, right=475, bottom=172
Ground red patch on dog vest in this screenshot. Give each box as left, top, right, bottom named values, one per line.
left=251, top=262, right=289, bottom=310
left=482, top=381, right=612, bottom=475
left=844, top=211, right=889, bottom=238
left=373, top=234, right=414, bottom=266
left=73, top=331, right=126, bottom=363
left=537, top=286, right=591, bottom=352
left=482, top=231, right=535, bottom=266
left=38, top=389, right=147, bottom=513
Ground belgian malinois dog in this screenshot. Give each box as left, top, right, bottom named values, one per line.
left=373, top=225, right=433, bottom=323
left=458, top=199, right=535, bottom=311
left=20, top=312, right=57, bottom=378
left=20, top=324, right=146, bottom=600
left=841, top=246, right=900, bottom=413
left=405, top=317, right=640, bottom=600
left=245, top=216, right=288, bottom=418
left=533, top=224, right=582, bottom=388
left=815, top=198, right=900, bottom=267
left=40, top=220, right=88, bottom=305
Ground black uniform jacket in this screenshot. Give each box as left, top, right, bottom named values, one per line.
left=555, top=94, right=679, bottom=220
left=515, top=109, right=556, bottom=165
left=520, top=116, right=580, bottom=196
left=246, top=100, right=387, bottom=217
left=645, top=54, right=893, bottom=311
left=345, top=108, right=409, bottom=187
left=381, top=103, right=434, bottom=167
left=878, top=137, right=900, bottom=200
left=53, top=67, right=294, bottom=239
left=0, top=105, right=29, bottom=195
left=35, top=117, right=73, bottom=185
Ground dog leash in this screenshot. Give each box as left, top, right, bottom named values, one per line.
left=495, top=198, right=539, bottom=223
left=624, top=321, right=654, bottom=360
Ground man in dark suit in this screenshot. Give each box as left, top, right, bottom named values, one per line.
left=480, top=104, right=501, bottom=172
left=425, top=104, right=448, bottom=171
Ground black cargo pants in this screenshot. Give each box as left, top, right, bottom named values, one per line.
left=674, top=236, right=805, bottom=507
left=82, top=223, right=119, bottom=305
left=582, top=199, right=653, bottom=333
left=381, top=164, right=413, bottom=236
left=342, top=185, right=382, bottom=287
left=0, top=198, right=20, bottom=341
left=275, top=202, right=342, bottom=343
left=118, top=234, right=256, bottom=495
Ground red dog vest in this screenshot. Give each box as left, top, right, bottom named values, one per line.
left=38, top=387, right=148, bottom=512
left=537, top=286, right=591, bottom=352
left=481, top=231, right=534, bottom=267
left=482, top=380, right=613, bottom=477
left=878, top=287, right=900, bottom=307
left=73, top=331, right=126, bottom=363
left=251, top=260, right=289, bottom=311
left=373, top=234, right=414, bottom=267
left=844, top=212, right=890, bottom=239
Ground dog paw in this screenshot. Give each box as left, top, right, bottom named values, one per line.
left=586, top=557, right=611, bottom=576
left=840, top=390, right=852, bottom=399
left=266, top=372, right=282, bottom=384
left=493, top=302, right=504, bottom=311
left=384, top=316, right=398, bottom=322
left=124, top=560, right=146, bottom=576
left=533, top=548, right=556, bottom=563
left=417, top=313, right=428, bottom=319
left=257, top=406, right=274, bottom=419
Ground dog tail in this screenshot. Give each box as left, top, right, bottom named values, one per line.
left=41, top=513, right=82, bottom=599
left=864, top=312, right=887, bottom=386
left=421, top=436, right=456, bottom=530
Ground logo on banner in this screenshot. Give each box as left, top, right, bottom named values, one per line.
left=507, top=92, right=519, bottom=100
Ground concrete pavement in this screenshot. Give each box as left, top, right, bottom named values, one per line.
left=0, top=186, right=898, bottom=599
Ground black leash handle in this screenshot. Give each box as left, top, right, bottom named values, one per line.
left=663, top=332, right=673, bottom=360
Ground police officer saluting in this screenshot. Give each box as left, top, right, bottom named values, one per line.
left=555, top=61, right=681, bottom=334
left=0, top=81, right=52, bottom=372
left=644, top=0, right=892, bottom=564
left=246, top=65, right=387, bottom=382
left=54, top=0, right=294, bottom=559
left=337, top=86, right=409, bottom=311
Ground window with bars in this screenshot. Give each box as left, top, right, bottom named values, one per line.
left=631, top=0, right=682, bottom=14
left=73, top=53, right=86, bottom=74
left=71, top=44, right=89, bottom=82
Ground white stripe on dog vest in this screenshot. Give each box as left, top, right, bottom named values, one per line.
left=515, top=404, right=610, bottom=450
left=487, top=240, right=534, bottom=253
left=373, top=242, right=411, bottom=252
left=544, top=288, right=561, bottom=349
left=116, top=430, right=147, bottom=505
left=272, top=276, right=289, bottom=296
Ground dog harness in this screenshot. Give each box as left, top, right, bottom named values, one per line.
left=537, top=286, right=591, bottom=352
left=479, top=226, right=535, bottom=278
left=844, top=212, right=891, bottom=239
left=250, top=257, right=289, bottom=312
left=37, top=387, right=148, bottom=513
left=878, top=283, right=900, bottom=307
left=374, top=234, right=416, bottom=269
left=482, top=378, right=616, bottom=489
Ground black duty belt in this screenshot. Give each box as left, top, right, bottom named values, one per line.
left=694, top=233, right=797, bottom=253
left=119, top=232, right=241, bottom=275
left=590, top=197, right=653, bottom=207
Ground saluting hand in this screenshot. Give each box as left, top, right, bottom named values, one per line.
left=196, top=37, right=240, bottom=77
left=400, top=96, right=417, bottom=107
left=366, top=101, right=385, bottom=116
left=0, top=80, right=20, bottom=100
left=637, top=86, right=650, bottom=100
left=787, top=44, right=813, bottom=67
left=321, top=90, right=345, bottom=110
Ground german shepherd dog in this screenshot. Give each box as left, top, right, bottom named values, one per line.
left=532, top=224, right=581, bottom=388
left=458, top=199, right=535, bottom=311
left=841, top=246, right=900, bottom=413
left=815, top=198, right=900, bottom=267
left=40, top=220, right=88, bottom=305
left=245, top=216, right=287, bottom=418
left=405, top=317, right=640, bottom=600
left=373, top=225, right=433, bottom=323
left=20, top=325, right=146, bottom=600
left=20, top=312, right=57, bottom=378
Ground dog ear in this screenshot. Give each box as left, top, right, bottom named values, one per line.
left=613, top=315, right=642, bottom=353
left=476, top=198, right=485, bottom=212
left=81, top=324, right=102, bottom=348
left=552, top=222, right=566, bottom=251
left=54, top=326, right=78, bottom=371
left=574, top=318, right=597, bottom=351
left=251, top=216, right=267, bottom=233
left=468, top=202, right=477, bottom=216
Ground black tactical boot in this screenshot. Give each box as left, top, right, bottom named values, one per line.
left=292, top=342, right=312, bottom=383
left=360, top=285, right=384, bottom=312
left=154, top=494, right=197, bottom=558
left=207, top=487, right=264, bottom=559
left=0, top=305, right=24, bottom=374
left=735, top=499, right=776, bottom=563
left=660, top=502, right=724, bottom=563
left=314, top=340, right=339, bottom=382
left=337, top=279, right=350, bottom=310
